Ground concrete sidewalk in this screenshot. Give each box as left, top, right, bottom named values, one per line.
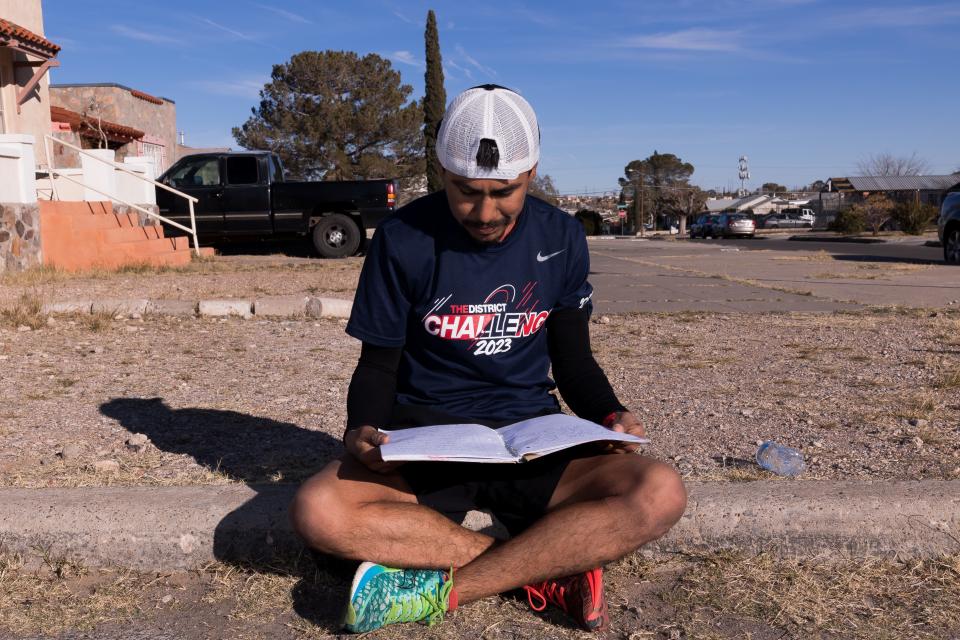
left=3, top=480, right=957, bottom=571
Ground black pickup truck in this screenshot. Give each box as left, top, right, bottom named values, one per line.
left=156, top=151, right=396, bottom=257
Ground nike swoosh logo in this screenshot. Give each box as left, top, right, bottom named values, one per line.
left=537, top=250, right=565, bottom=262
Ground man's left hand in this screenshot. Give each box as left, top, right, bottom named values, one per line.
left=605, top=411, right=645, bottom=454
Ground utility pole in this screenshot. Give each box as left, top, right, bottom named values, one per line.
left=629, top=168, right=645, bottom=237
left=639, top=176, right=645, bottom=237
left=738, top=155, right=750, bottom=197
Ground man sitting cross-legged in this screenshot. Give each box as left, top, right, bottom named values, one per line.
left=290, top=85, right=687, bottom=634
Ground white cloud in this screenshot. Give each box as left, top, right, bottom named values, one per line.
left=455, top=45, right=497, bottom=77
left=110, top=24, right=183, bottom=46
left=391, top=50, right=424, bottom=68
left=446, top=59, right=473, bottom=80
left=252, top=3, right=311, bottom=24
left=199, top=17, right=260, bottom=43
left=621, top=28, right=744, bottom=52
left=192, top=78, right=266, bottom=98
left=392, top=10, right=416, bottom=25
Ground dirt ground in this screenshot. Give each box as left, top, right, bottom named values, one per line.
left=3, top=253, right=960, bottom=639
left=0, top=254, right=364, bottom=309
left=1, top=305, right=958, bottom=488
left=3, top=547, right=958, bottom=640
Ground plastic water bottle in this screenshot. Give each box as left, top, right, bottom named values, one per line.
left=755, top=441, right=805, bottom=476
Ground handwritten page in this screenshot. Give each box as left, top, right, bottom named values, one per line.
left=379, top=423, right=515, bottom=463
left=497, top=414, right=648, bottom=460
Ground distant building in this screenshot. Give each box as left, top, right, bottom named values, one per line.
left=0, top=2, right=59, bottom=164
left=49, top=83, right=177, bottom=172
left=828, top=174, right=960, bottom=207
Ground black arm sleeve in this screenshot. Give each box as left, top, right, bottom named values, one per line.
left=547, top=307, right=627, bottom=424
left=345, top=342, right=403, bottom=433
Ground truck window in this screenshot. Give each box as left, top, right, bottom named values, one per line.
left=271, top=156, right=284, bottom=183
left=226, top=156, right=259, bottom=185
left=167, top=157, right=220, bottom=187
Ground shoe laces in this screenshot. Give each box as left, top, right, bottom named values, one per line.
left=524, top=576, right=574, bottom=614
left=383, top=568, right=454, bottom=626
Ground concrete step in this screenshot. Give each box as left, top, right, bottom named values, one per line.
left=99, top=225, right=165, bottom=244
left=145, top=248, right=194, bottom=267
left=39, top=200, right=114, bottom=217
left=42, top=211, right=141, bottom=231
left=112, top=236, right=190, bottom=258
left=39, top=200, right=196, bottom=272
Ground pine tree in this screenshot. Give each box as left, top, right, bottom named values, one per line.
left=423, top=9, right=446, bottom=193
left=233, top=51, right=423, bottom=183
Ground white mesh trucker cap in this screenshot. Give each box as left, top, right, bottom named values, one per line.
left=436, top=84, right=540, bottom=180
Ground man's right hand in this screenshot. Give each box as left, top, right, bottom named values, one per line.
left=344, top=425, right=401, bottom=474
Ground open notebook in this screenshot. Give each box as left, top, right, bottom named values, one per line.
left=379, top=413, right=648, bottom=463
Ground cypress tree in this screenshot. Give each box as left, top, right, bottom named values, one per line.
left=424, top=9, right=446, bottom=193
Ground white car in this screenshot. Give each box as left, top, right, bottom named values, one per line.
left=763, top=210, right=814, bottom=229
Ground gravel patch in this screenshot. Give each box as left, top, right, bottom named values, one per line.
left=0, top=255, right=363, bottom=309
left=1, top=309, right=958, bottom=488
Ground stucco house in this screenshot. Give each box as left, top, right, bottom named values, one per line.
left=49, top=83, right=177, bottom=173
left=0, top=0, right=202, bottom=273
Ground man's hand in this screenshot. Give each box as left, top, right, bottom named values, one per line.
left=344, top=425, right=402, bottom=474
left=604, top=411, right=645, bottom=454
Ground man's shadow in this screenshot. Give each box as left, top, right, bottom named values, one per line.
left=99, top=397, right=351, bottom=629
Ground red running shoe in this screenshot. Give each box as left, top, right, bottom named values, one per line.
left=523, top=567, right=608, bottom=632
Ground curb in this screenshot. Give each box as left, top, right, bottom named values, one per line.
left=3, top=480, right=958, bottom=571
left=41, top=296, right=353, bottom=320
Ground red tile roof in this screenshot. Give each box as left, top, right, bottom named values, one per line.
left=130, top=89, right=164, bottom=105
left=0, top=18, right=61, bottom=56
left=50, top=105, right=144, bottom=142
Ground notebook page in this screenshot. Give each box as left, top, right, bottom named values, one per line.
left=496, top=414, right=648, bottom=459
left=379, top=423, right=517, bottom=462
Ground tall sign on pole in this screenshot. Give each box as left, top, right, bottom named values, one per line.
left=738, top=155, right=750, bottom=197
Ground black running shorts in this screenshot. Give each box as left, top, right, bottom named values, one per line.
left=389, top=404, right=583, bottom=536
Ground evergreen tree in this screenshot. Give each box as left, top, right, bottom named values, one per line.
left=233, top=51, right=424, bottom=183
left=618, top=151, right=696, bottom=232
left=423, top=10, right=446, bottom=192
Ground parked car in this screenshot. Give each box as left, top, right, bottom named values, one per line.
left=762, top=211, right=814, bottom=229
left=156, top=151, right=397, bottom=258
left=715, top=213, right=756, bottom=238
left=690, top=214, right=720, bottom=238
left=938, top=192, right=960, bottom=265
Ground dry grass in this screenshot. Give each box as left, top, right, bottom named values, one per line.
left=0, top=547, right=163, bottom=636
left=811, top=271, right=880, bottom=280
left=934, top=369, right=960, bottom=390
left=698, top=466, right=774, bottom=482
left=0, top=293, right=46, bottom=329
left=858, top=262, right=933, bottom=273
left=1, top=449, right=236, bottom=489
left=771, top=251, right=834, bottom=263
left=895, top=393, right=938, bottom=422
left=1, top=544, right=959, bottom=639
left=667, top=551, right=960, bottom=640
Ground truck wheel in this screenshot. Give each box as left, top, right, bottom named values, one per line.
left=945, top=227, right=960, bottom=265
left=312, top=214, right=361, bottom=258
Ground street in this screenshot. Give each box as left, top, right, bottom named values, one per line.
left=688, top=235, right=942, bottom=263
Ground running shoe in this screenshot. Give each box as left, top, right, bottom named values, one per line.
left=343, top=562, right=455, bottom=633
left=523, top=566, right=608, bottom=632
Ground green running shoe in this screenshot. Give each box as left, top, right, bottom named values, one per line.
left=343, top=562, right=454, bottom=633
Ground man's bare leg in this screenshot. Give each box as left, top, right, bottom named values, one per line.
left=292, top=452, right=685, bottom=604
left=453, top=454, right=686, bottom=603
left=290, top=455, right=495, bottom=569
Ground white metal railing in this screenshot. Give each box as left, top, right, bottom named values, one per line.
left=41, top=135, right=201, bottom=256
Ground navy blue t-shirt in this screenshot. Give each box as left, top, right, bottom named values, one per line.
left=346, top=190, right=593, bottom=423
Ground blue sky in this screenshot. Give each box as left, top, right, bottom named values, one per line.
left=43, top=0, right=960, bottom=194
